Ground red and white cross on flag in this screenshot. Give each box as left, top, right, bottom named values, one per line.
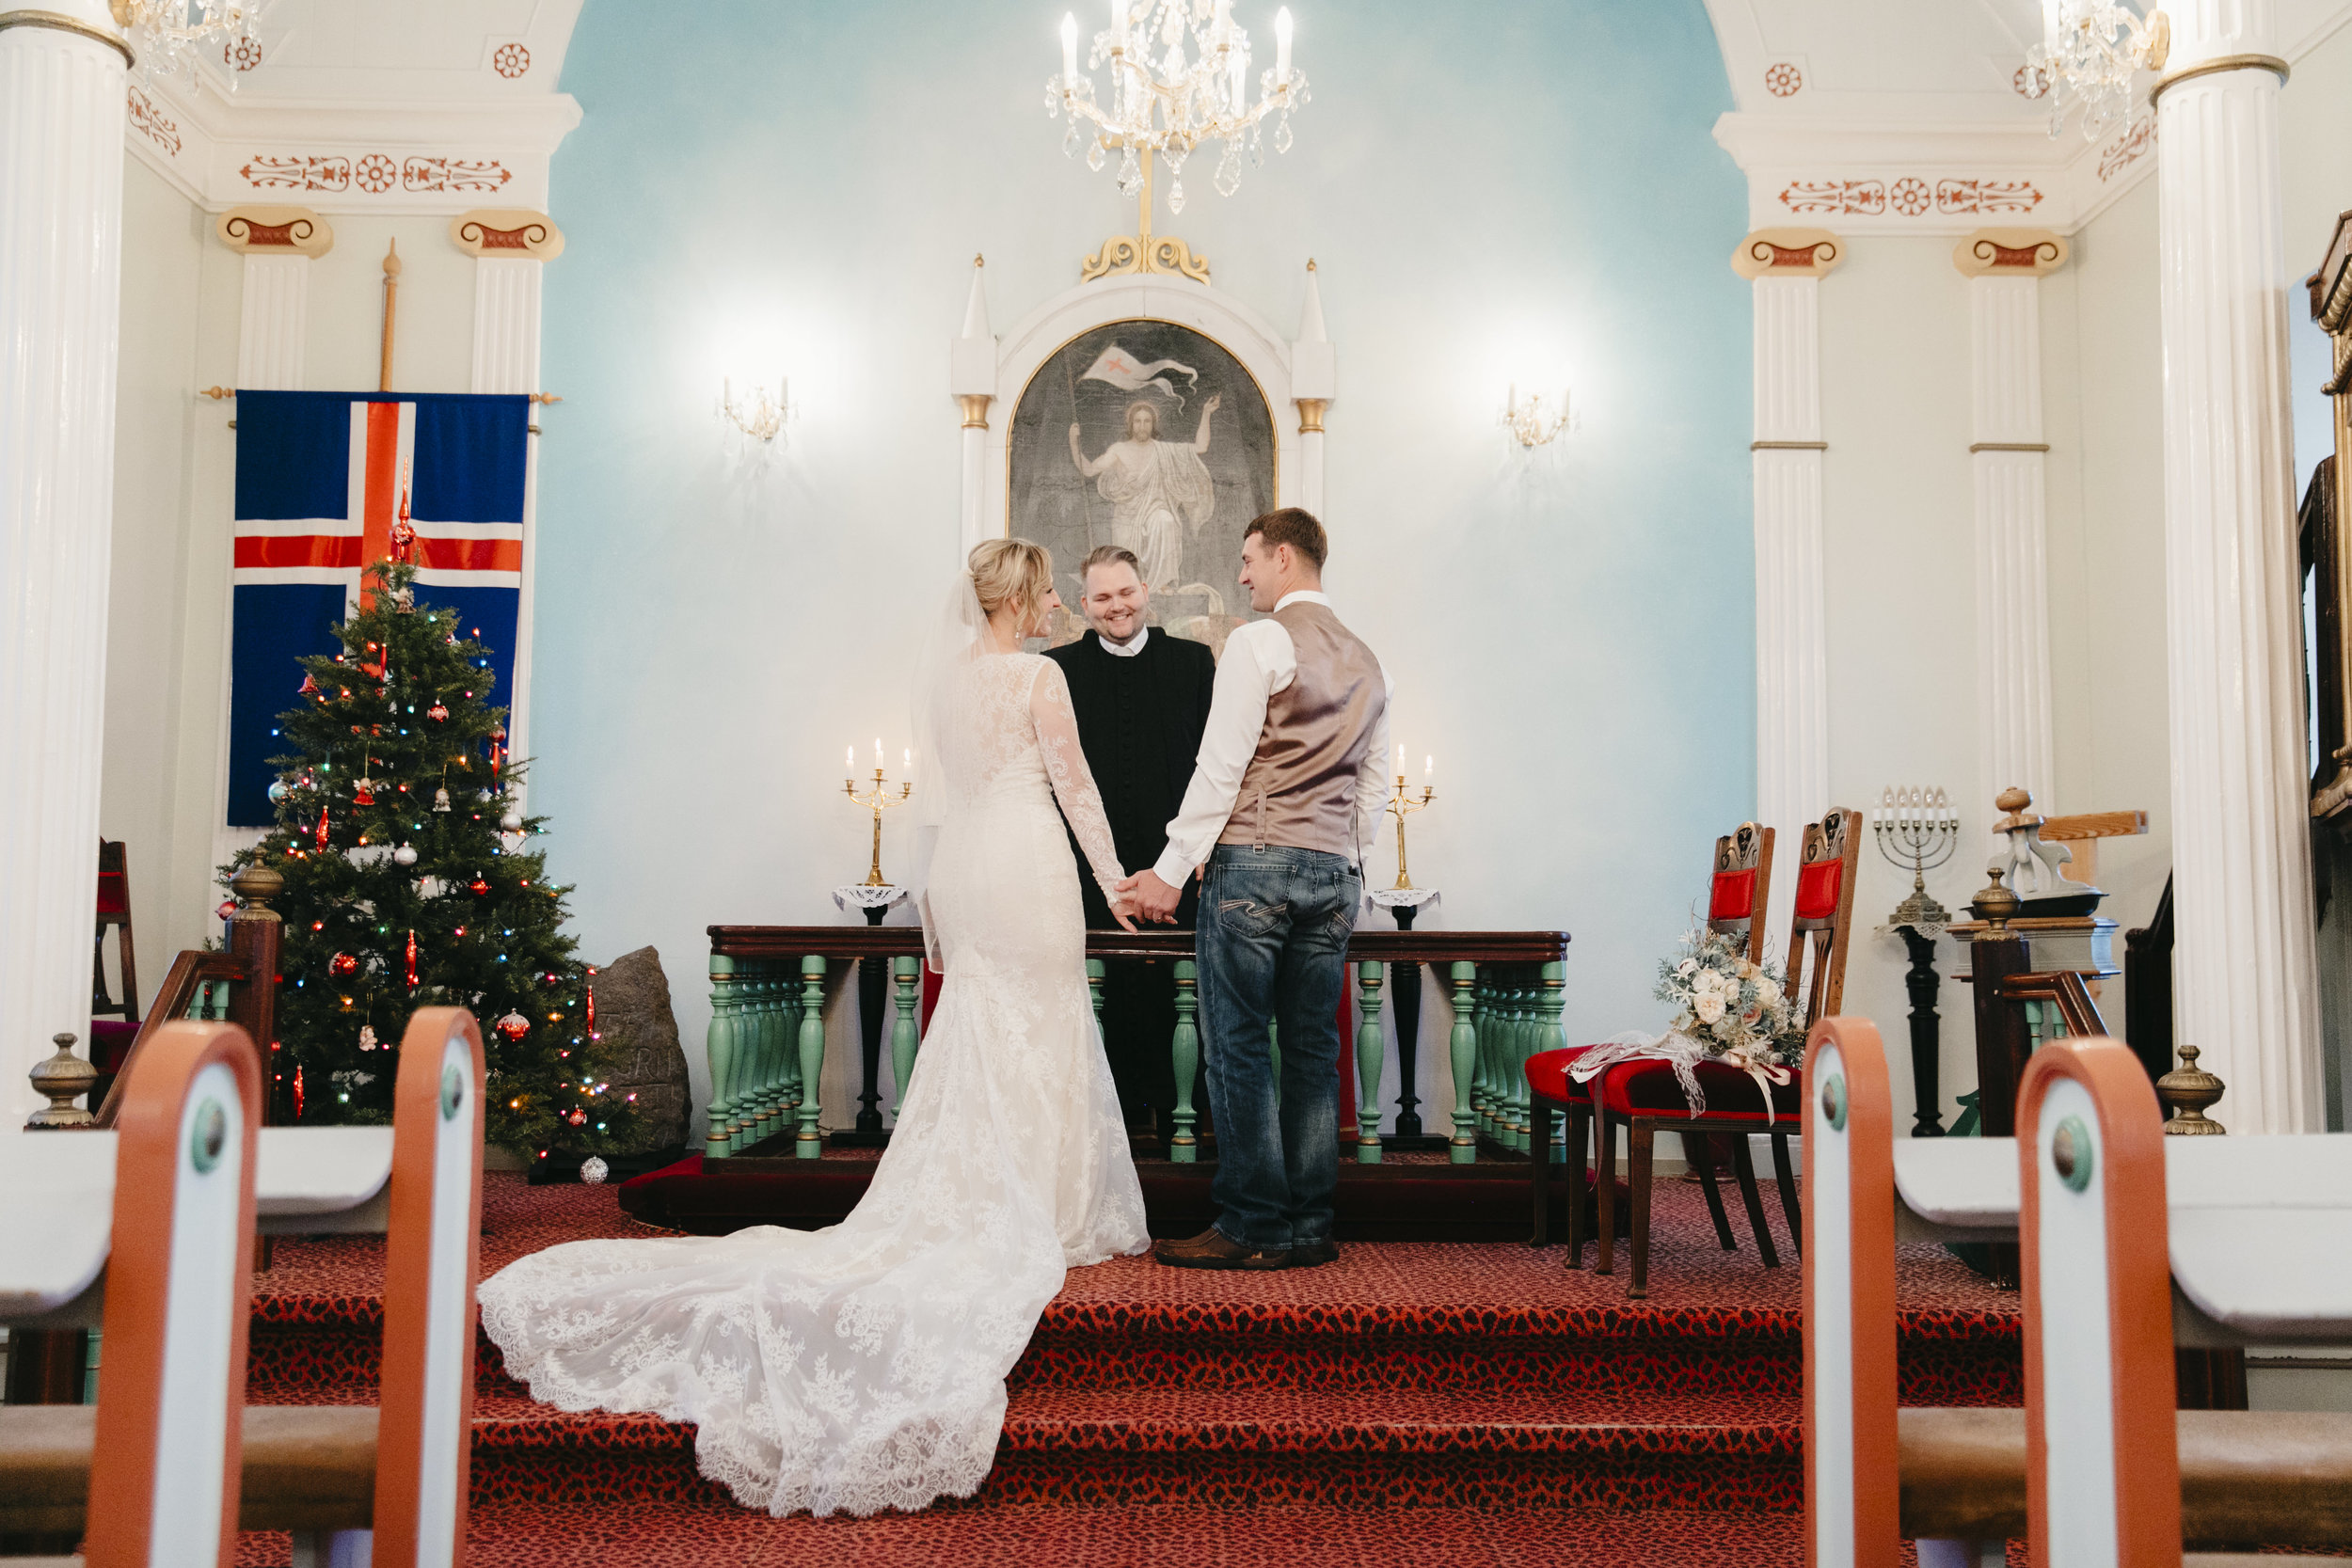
left=232, top=399, right=522, bottom=610
left=1078, top=344, right=1200, bottom=411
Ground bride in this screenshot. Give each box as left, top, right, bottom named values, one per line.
left=479, top=539, right=1150, bottom=1516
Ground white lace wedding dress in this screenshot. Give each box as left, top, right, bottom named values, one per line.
left=479, top=650, right=1149, bottom=1516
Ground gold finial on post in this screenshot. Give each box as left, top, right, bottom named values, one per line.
left=26, top=1033, right=97, bottom=1130
left=379, top=239, right=402, bottom=393
left=1968, top=865, right=2020, bottom=930
left=2157, top=1043, right=2227, bottom=1134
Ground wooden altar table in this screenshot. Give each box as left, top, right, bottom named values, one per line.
left=700, top=925, right=1571, bottom=1166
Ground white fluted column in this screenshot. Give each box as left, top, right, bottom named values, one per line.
left=2153, top=3, right=2320, bottom=1132
left=0, top=3, right=130, bottom=1123
left=1294, top=260, right=1334, bottom=516
left=453, top=211, right=561, bottom=772
left=951, top=256, right=994, bottom=553
left=1736, top=231, right=1841, bottom=891
left=1958, top=230, right=2068, bottom=816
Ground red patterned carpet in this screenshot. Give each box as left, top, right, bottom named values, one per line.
left=230, top=1169, right=2024, bottom=1565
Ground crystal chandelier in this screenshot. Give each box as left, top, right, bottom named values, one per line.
left=1046, top=0, right=1308, bottom=219
left=2025, top=1, right=2169, bottom=140
left=110, top=0, right=268, bottom=88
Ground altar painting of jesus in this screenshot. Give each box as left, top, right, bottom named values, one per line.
left=1008, top=320, right=1277, bottom=654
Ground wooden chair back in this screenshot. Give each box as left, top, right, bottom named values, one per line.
left=1786, top=807, right=1862, bottom=1028
left=373, top=1006, right=487, bottom=1565
left=2016, top=1036, right=2181, bottom=1568
left=1800, top=1015, right=1900, bottom=1566
left=93, top=838, right=138, bottom=1023
left=84, top=1021, right=262, bottom=1568
left=1707, top=821, right=1775, bottom=964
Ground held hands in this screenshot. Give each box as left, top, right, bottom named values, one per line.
left=1113, top=868, right=1184, bottom=925
left=1104, top=887, right=1141, bottom=935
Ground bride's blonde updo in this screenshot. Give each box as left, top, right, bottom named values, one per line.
left=969, top=537, right=1055, bottom=626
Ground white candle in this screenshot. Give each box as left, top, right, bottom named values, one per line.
left=1394, top=742, right=1405, bottom=777
left=903, top=747, right=913, bottom=776
left=1275, top=6, right=1292, bottom=79
left=1230, top=44, right=1247, bottom=106
left=1061, top=11, right=1078, bottom=79
left=1109, top=0, right=1123, bottom=46
left=1424, top=753, right=1434, bottom=782
left=846, top=744, right=854, bottom=774
left=874, top=737, right=883, bottom=771
left=1214, top=0, right=1231, bottom=36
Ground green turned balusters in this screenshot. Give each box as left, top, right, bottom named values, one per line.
left=1355, top=959, right=1385, bottom=1164
left=705, top=957, right=741, bottom=1161
left=1534, top=959, right=1569, bottom=1161
left=1169, top=958, right=1200, bottom=1163
left=796, top=955, right=828, bottom=1159
left=1087, top=958, right=1106, bottom=1039
left=891, top=955, right=921, bottom=1117
left=773, top=963, right=803, bottom=1142
left=1448, top=961, right=1479, bottom=1164
left=1509, top=968, right=1536, bottom=1153
left=741, top=967, right=774, bottom=1151
left=1473, top=967, right=1498, bottom=1138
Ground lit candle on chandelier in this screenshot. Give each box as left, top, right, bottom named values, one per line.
left=1394, top=742, right=1405, bottom=780
left=1060, top=11, right=1078, bottom=79
left=846, top=743, right=855, bottom=776
left=874, top=737, right=884, bottom=773
left=1424, top=753, right=1434, bottom=783
left=1108, top=0, right=1123, bottom=48
left=1229, top=43, right=1247, bottom=106
left=903, top=747, right=914, bottom=781
left=1275, top=5, right=1293, bottom=80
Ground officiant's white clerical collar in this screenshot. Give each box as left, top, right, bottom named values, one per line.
left=1274, top=590, right=1332, bottom=612
left=1098, top=626, right=1150, bottom=657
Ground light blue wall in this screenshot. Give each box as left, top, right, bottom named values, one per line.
left=537, top=0, right=1752, bottom=1121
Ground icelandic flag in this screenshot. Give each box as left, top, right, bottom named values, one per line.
left=228, top=391, right=532, bottom=826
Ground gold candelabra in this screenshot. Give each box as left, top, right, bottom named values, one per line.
left=1385, top=765, right=1436, bottom=892
left=844, top=761, right=914, bottom=887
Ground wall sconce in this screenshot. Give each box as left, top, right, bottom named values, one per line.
left=720, top=375, right=791, bottom=442
left=1502, top=384, right=1576, bottom=448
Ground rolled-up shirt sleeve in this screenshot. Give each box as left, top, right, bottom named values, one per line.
left=1353, top=663, right=1393, bottom=874
left=1152, top=622, right=1283, bottom=885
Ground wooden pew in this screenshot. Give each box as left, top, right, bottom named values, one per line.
left=1, top=1021, right=263, bottom=1567
left=0, top=1009, right=485, bottom=1566
left=1803, top=1019, right=2352, bottom=1564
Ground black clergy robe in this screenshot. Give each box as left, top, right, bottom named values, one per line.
left=1043, top=626, right=1217, bottom=1124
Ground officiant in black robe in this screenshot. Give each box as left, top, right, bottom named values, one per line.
left=1044, top=546, right=1216, bottom=1132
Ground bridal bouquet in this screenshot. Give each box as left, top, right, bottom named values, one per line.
left=1567, top=927, right=1804, bottom=1118
left=1655, top=928, right=1804, bottom=1069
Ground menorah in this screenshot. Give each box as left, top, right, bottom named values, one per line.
left=1873, top=784, right=1962, bottom=1138
left=1873, top=784, right=1961, bottom=928
left=1385, top=752, right=1436, bottom=892
left=844, top=749, right=914, bottom=888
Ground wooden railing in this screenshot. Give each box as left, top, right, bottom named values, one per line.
left=703, top=926, right=1573, bottom=1166
left=1970, top=929, right=2111, bottom=1138
left=88, top=869, right=283, bottom=1127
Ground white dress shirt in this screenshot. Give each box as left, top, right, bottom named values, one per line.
left=1152, top=590, right=1391, bottom=886
left=1097, top=625, right=1149, bottom=657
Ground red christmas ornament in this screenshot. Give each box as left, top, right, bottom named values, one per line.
left=427, top=702, right=449, bottom=721
left=216, top=898, right=238, bottom=921
left=495, top=1010, right=531, bottom=1043
left=566, top=1108, right=587, bottom=1127
left=469, top=872, right=491, bottom=895
left=353, top=776, right=377, bottom=806
left=585, top=970, right=598, bottom=1039
left=328, top=952, right=358, bottom=977
left=315, top=800, right=331, bottom=849
left=390, top=485, right=416, bottom=562
left=298, top=673, right=320, bottom=697
left=405, top=929, right=420, bottom=989
left=293, top=1066, right=307, bottom=1119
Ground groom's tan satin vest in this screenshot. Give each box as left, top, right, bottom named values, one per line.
left=1218, top=600, right=1385, bottom=862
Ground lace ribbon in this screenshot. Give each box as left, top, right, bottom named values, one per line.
left=1566, top=1029, right=1794, bottom=1122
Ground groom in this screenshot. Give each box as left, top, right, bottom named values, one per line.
left=1117, top=508, right=1389, bottom=1271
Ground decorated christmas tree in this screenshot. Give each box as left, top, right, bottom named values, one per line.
left=222, top=559, right=633, bottom=1157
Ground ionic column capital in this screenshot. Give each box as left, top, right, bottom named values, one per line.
left=1731, top=228, right=1843, bottom=279
left=449, top=209, right=564, bottom=261
left=217, top=205, right=332, bottom=259
left=1953, top=229, right=2068, bottom=278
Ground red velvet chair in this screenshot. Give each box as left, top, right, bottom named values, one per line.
left=1526, top=821, right=1774, bottom=1264
left=89, top=838, right=143, bottom=1114
left=1590, top=807, right=1861, bottom=1297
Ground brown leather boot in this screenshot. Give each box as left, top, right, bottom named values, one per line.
left=1287, top=1239, right=1339, bottom=1268
left=1151, top=1227, right=1289, bottom=1270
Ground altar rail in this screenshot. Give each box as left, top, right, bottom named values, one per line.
left=703, top=926, right=1572, bottom=1166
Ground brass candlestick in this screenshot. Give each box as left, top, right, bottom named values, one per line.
left=845, top=767, right=914, bottom=887
left=1385, top=773, right=1436, bottom=891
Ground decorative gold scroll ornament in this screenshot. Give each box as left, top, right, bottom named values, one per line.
left=1082, top=150, right=1211, bottom=285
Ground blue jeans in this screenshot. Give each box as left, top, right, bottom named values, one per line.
left=1196, top=843, right=1361, bottom=1250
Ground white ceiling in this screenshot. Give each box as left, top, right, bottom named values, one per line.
left=194, top=0, right=583, bottom=102
left=1708, top=0, right=2352, bottom=123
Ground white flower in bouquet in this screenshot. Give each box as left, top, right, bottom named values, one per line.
left=1693, top=990, right=1726, bottom=1024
